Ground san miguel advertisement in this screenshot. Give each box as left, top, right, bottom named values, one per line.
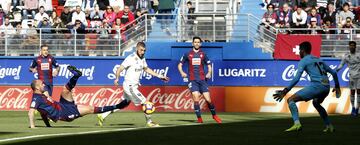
left=0, top=58, right=354, bottom=113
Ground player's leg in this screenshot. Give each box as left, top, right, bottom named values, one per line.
left=350, top=89, right=356, bottom=116
left=96, top=99, right=131, bottom=126
left=200, top=81, right=221, bottom=123
left=189, top=81, right=203, bottom=123
left=285, top=94, right=304, bottom=132
left=312, top=97, right=334, bottom=132
left=61, top=65, right=83, bottom=102
left=356, top=88, right=360, bottom=116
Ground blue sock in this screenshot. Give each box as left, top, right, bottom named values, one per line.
left=313, top=100, right=330, bottom=125
left=66, top=76, right=79, bottom=91
left=94, top=105, right=118, bottom=113
left=288, top=101, right=300, bottom=124
left=194, top=102, right=202, bottom=118
left=207, top=102, right=216, bottom=116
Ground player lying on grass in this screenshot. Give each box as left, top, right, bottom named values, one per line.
left=273, top=41, right=341, bottom=132
left=28, top=66, right=129, bottom=128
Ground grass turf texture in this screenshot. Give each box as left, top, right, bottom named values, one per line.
left=0, top=111, right=359, bottom=145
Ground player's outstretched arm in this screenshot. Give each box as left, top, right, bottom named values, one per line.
left=336, top=55, right=346, bottom=72
left=28, top=108, right=36, bottom=128
left=114, top=65, right=125, bottom=86
left=177, top=63, right=187, bottom=78
left=144, top=67, right=169, bottom=81
left=286, top=61, right=305, bottom=91
left=324, top=63, right=341, bottom=98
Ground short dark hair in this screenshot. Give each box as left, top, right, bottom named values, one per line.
left=31, top=80, right=38, bottom=91
left=299, top=41, right=312, bottom=54
left=192, top=36, right=202, bottom=42
left=343, top=2, right=350, bottom=7
left=349, top=41, right=356, bottom=46
left=39, top=6, right=44, bottom=9
left=187, top=1, right=192, bottom=5
left=41, top=44, right=48, bottom=50
left=136, top=41, right=146, bottom=48
left=267, top=4, right=274, bottom=9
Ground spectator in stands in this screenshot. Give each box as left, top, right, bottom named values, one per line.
left=116, top=5, right=135, bottom=29
left=110, top=0, right=125, bottom=12
left=277, top=20, right=290, bottom=34
left=124, top=0, right=138, bottom=11
left=270, top=0, right=296, bottom=10
left=292, top=6, right=307, bottom=34
left=52, top=16, right=66, bottom=33
left=0, top=6, right=5, bottom=26
left=151, top=0, right=159, bottom=14
left=112, top=17, right=123, bottom=39
left=0, top=17, right=15, bottom=38
left=72, top=6, right=88, bottom=27
left=298, top=0, right=316, bottom=12
left=90, top=4, right=104, bottom=28
left=276, top=3, right=292, bottom=28
left=23, top=0, right=38, bottom=20
left=322, top=17, right=336, bottom=34
left=261, top=4, right=277, bottom=29
left=39, top=0, right=53, bottom=15
left=34, top=6, right=50, bottom=26
left=307, top=8, right=321, bottom=27
left=70, top=20, right=86, bottom=34
left=14, top=23, right=26, bottom=39
left=37, top=17, right=53, bottom=41
left=136, top=0, right=152, bottom=12
left=323, top=3, right=337, bottom=26
left=336, top=2, right=355, bottom=28
left=186, top=1, right=196, bottom=38
left=82, top=0, right=97, bottom=12
left=342, top=17, right=356, bottom=34
left=11, top=0, right=20, bottom=11
left=308, top=17, right=321, bottom=34
left=104, top=6, right=116, bottom=26
left=0, top=0, right=11, bottom=14
left=97, top=0, right=110, bottom=11
left=61, top=6, right=73, bottom=27
left=50, top=11, right=58, bottom=25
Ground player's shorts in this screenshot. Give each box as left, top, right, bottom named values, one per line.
left=188, top=80, right=209, bottom=93
left=349, top=78, right=360, bottom=89
left=59, top=97, right=81, bottom=122
left=295, top=84, right=330, bottom=101
left=123, top=82, right=146, bottom=106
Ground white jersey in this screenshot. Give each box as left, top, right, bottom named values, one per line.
left=337, top=53, right=360, bottom=79
left=121, top=52, right=148, bottom=85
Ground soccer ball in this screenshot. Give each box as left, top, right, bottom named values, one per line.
left=142, top=102, right=156, bottom=114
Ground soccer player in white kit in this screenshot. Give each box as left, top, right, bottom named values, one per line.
left=336, top=41, right=360, bottom=117
left=97, top=42, right=169, bottom=127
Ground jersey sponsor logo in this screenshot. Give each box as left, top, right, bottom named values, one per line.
left=192, top=58, right=201, bottom=65
left=0, top=65, right=21, bottom=80
left=218, top=68, right=266, bottom=77
left=40, top=63, right=50, bottom=70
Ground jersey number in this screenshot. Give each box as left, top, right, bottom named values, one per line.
left=314, top=62, right=326, bottom=76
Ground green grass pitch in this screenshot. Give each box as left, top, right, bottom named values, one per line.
left=0, top=111, right=359, bottom=145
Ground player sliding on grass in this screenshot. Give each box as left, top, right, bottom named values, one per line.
left=177, top=36, right=222, bottom=124
left=273, top=41, right=341, bottom=132
left=97, top=42, right=169, bottom=127
left=28, top=66, right=128, bottom=128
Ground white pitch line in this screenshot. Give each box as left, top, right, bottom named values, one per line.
left=0, top=123, right=201, bottom=143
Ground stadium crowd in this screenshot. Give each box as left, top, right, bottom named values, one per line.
left=261, top=0, right=360, bottom=34
left=0, top=0, right=177, bottom=43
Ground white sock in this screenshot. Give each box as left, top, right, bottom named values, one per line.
left=101, top=110, right=114, bottom=119
left=145, top=114, right=152, bottom=123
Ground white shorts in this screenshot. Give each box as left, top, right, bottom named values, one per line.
left=122, top=82, right=146, bottom=106
left=350, top=78, right=360, bottom=89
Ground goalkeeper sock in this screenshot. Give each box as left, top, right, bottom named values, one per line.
left=94, top=105, right=117, bottom=113
left=194, top=101, right=202, bottom=118
left=350, top=94, right=355, bottom=108
left=288, top=101, right=300, bottom=124
left=207, top=102, right=216, bottom=116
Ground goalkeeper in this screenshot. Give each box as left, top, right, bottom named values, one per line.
left=273, top=41, right=341, bottom=132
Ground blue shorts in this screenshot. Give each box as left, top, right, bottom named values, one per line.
left=295, top=84, right=330, bottom=101
left=188, top=80, right=209, bottom=93
left=59, top=97, right=81, bottom=122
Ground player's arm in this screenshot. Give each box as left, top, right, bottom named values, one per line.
left=336, top=55, right=346, bottom=72
left=178, top=54, right=188, bottom=78
left=39, top=111, right=51, bottom=127
left=29, top=58, right=37, bottom=73
left=144, top=67, right=169, bottom=81
left=324, top=63, right=341, bottom=98
left=28, top=108, right=36, bottom=128
left=274, top=61, right=305, bottom=102
left=114, top=65, right=126, bottom=86
left=204, top=54, right=212, bottom=79
left=52, top=58, right=60, bottom=77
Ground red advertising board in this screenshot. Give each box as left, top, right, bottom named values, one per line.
left=0, top=86, right=225, bottom=112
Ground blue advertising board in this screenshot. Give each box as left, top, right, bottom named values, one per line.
left=0, top=58, right=350, bottom=87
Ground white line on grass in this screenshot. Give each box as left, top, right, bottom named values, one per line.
left=0, top=123, right=202, bottom=143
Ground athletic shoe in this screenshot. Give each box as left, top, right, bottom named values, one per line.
left=351, top=107, right=357, bottom=117
left=323, top=125, right=335, bottom=133
left=67, top=65, right=82, bottom=77
left=197, top=117, right=203, bottom=123
left=146, top=121, right=160, bottom=127
left=285, top=123, right=302, bottom=132
left=97, top=114, right=104, bottom=127
left=212, top=115, right=222, bottom=124
left=355, top=108, right=359, bottom=116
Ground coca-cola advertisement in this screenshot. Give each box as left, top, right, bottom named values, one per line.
left=0, top=86, right=225, bottom=112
